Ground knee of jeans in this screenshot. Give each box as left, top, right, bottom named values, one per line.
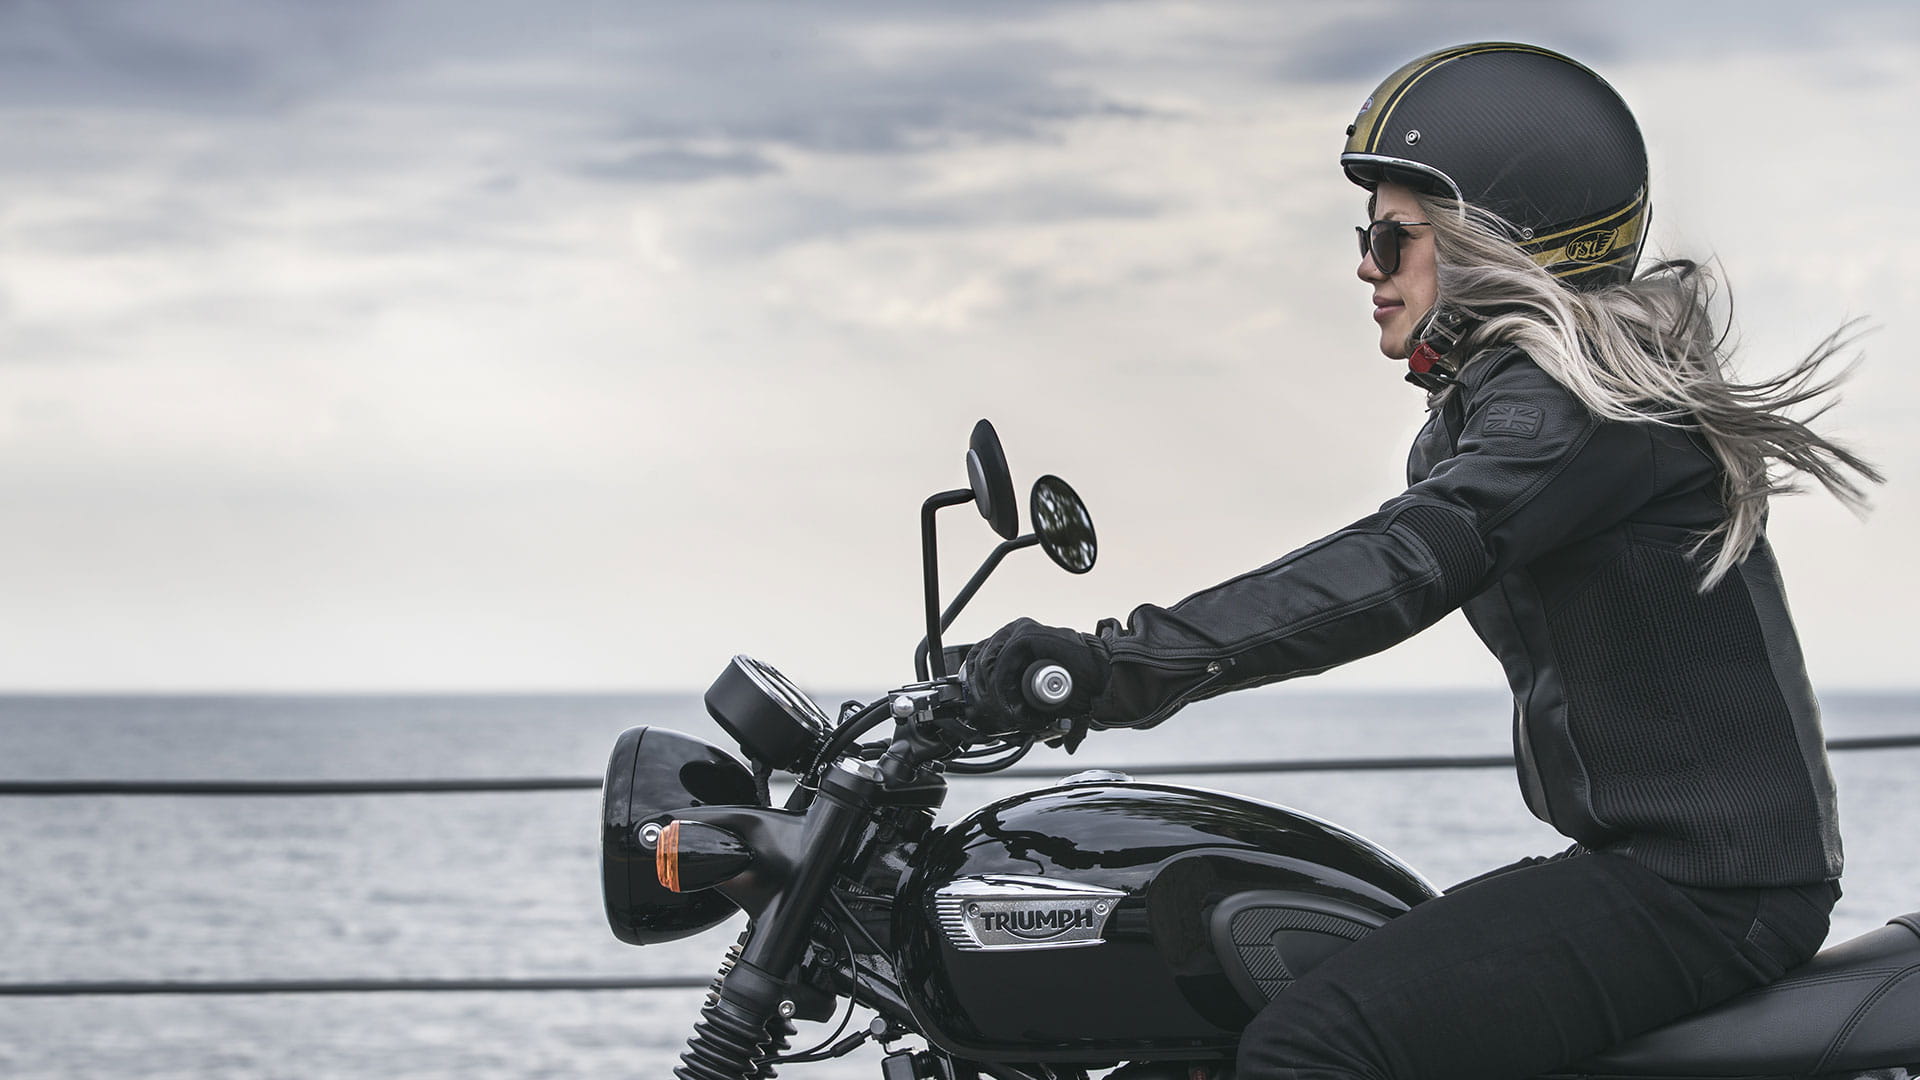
left=1236, top=995, right=1386, bottom=1080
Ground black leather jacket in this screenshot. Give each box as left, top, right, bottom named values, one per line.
left=1093, top=347, right=1842, bottom=888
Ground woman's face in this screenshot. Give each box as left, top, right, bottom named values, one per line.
left=1358, top=181, right=1438, bottom=360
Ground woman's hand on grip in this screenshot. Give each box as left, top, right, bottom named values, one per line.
left=965, top=617, right=1110, bottom=736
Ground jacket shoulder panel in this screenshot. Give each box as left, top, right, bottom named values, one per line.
left=1395, top=345, right=1663, bottom=584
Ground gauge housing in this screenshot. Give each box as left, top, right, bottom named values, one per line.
left=704, top=655, right=832, bottom=773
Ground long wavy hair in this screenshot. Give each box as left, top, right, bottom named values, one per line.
left=1412, top=193, right=1882, bottom=588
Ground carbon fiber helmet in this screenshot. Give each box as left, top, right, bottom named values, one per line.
left=1341, top=43, right=1648, bottom=289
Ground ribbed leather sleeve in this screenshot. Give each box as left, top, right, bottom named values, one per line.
left=1392, top=504, right=1489, bottom=606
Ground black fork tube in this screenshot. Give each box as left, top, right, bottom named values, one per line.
left=675, top=760, right=880, bottom=1080
left=737, top=760, right=876, bottom=976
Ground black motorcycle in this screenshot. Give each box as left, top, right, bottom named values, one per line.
left=600, top=421, right=1920, bottom=1080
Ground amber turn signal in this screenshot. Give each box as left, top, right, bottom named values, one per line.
left=654, top=820, right=754, bottom=894
left=656, top=821, right=682, bottom=892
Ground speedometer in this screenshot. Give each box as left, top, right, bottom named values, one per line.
left=703, top=655, right=833, bottom=773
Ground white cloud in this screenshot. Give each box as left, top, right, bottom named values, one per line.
left=0, top=0, right=1915, bottom=690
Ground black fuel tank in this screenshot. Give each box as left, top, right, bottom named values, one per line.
left=894, top=781, right=1438, bottom=1064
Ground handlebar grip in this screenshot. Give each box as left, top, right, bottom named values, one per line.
left=1022, top=662, right=1073, bottom=711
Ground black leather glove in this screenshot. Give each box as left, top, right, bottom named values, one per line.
left=964, top=617, right=1110, bottom=739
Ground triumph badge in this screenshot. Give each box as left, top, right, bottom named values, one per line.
left=933, top=875, right=1124, bottom=952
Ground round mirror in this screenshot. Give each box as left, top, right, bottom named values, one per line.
left=1030, top=474, right=1096, bottom=573
left=967, top=419, right=1019, bottom=541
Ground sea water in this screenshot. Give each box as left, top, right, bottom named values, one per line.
left=1, top=689, right=1914, bottom=1079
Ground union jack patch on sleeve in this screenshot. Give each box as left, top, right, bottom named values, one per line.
left=1480, top=401, right=1544, bottom=438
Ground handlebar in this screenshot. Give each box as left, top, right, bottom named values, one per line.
left=871, top=661, right=1078, bottom=786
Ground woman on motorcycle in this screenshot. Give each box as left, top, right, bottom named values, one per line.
left=967, top=43, right=1880, bottom=1080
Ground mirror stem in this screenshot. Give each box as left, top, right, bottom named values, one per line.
left=920, top=489, right=977, bottom=681
left=915, top=534, right=1040, bottom=680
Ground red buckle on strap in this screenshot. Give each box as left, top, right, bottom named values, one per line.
left=1408, top=342, right=1443, bottom=375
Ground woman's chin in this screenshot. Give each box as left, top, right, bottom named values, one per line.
left=1373, top=313, right=1415, bottom=360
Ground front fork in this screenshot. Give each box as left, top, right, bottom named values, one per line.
left=674, top=760, right=881, bottom=1080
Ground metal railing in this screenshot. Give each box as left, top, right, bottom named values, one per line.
left=5, top=734, right=1917, bottom=797
left=0, top=976, right=712, bottom=997
left=4, top=733, right=1915, bottom=997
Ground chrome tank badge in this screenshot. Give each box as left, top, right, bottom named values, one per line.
left=932, top=875, right=1124, bottom=952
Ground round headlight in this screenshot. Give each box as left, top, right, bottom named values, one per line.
left=600, top=725, right=758, bottom=945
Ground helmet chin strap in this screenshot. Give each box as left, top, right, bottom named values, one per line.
left=1405, top=305, right=1475, bottom=391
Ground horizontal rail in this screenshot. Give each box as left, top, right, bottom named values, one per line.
left=0, top=975, right=712, bottom=997
left=3, top=734, right=1916, bottom=797
left=0, top=777, right=603, bottom=796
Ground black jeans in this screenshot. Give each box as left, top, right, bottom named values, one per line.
left=1234, top=850, right=1837, bottom=1080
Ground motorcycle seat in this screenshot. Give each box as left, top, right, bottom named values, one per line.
left=1559, top=911, right=1920, bottom=1078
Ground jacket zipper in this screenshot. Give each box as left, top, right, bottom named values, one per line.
left=1123, top=656, right=1237, bottom=729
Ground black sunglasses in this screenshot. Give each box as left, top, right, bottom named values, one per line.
left=1356, top=219, right=1430, bottom=275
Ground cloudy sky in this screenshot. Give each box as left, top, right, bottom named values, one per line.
left=3, top=0, right=1917, bottom=693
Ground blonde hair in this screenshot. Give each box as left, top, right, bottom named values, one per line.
left=1414, top=194, right=1881, bottom=588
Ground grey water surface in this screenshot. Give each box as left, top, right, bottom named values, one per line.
left=2, top=689, right=1914, bottom=1079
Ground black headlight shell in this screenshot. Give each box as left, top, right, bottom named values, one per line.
left=600, top=725, right=759, bottom=945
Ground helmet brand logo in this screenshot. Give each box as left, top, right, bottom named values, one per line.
left=933, top=875, right=1124, bottom=952
left=1357, top=95, right=1373, bottom=116
left=1567, top=228, right=1618, bottom=263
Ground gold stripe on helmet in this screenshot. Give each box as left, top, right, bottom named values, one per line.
left=1526, top=192, right=1649, bottom=278
left=1344, top=42, right=1579, bottom=160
